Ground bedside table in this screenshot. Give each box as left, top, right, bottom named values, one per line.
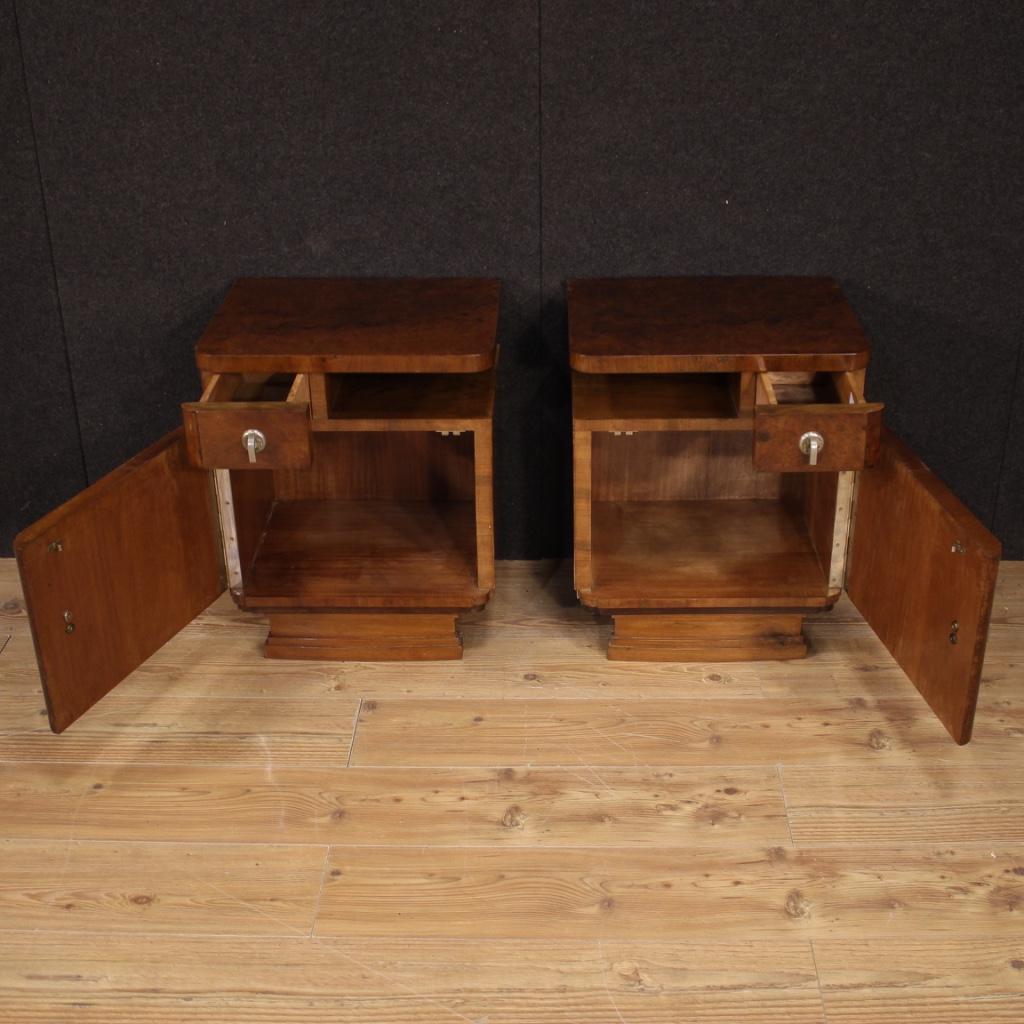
left=16, top=278, right=499, bottom=732
left=569, top=276, right=1000, bottom=744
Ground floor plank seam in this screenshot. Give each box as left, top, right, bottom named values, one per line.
left=345, top=697, right=363, bottom=768
left=776, top=763, right=798, bottom=847
left=308, top=846, right=332, bottom=938
left=809, top=938, right=831, bottom=1024
left=332, top=762, right=842, bottom=771
left=4, top=836, right=1024, bottom=851
left=0, top=836, right=351, bottom=850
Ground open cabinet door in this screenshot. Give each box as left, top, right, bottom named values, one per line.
left=14, top=430, right=224, bottom=733
left=846, top=429, right=1001, bottom=743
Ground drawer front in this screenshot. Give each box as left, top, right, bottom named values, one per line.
left=184, top=403, right=311, bottom=469
left=754, top=403, right=882, bottom=472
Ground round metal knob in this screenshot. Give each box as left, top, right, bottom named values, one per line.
left=798, top=431, right=824, bottom=466
left=241, top=428, right=267, bottom=464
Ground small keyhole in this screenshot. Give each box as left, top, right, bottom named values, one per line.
left=949, top=620, right=959, bottom=645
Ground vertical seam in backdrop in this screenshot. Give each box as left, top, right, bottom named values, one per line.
left=990, top=337, right=1023, bottom=540
left=537, top=0, right=544, bottom=356
left=11, top=0, right=89, bottom=485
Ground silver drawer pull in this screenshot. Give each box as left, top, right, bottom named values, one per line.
left=241, top=428, right=267, bottom=464
left=799, top=431, right=824, bottom=466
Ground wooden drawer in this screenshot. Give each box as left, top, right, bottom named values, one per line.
left=754, top=371, right=883, bottom=472
left=182, top=373, right=311, bottom=469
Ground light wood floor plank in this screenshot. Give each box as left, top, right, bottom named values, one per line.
left=0, top=695, right=358, bottom=767
left=315, top=844, right=1024, bottom=940
left=349, top=696, right=1024, bottom=767
left=2, top=558, right=1023, bottom=1020
left=0, top=838, right=326, bottom=934
left=0, top=935, right=823, bottom=1023
left=0, top=763, right=789, bottom=846
left=815, top=938, right=1024, bottom=1022
left=783, top=764, right=1024, bottom=844
left=0, top=990, right=824, bottom=1022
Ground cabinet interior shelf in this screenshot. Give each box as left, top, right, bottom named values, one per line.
left=243, top=498, right=485, bottom=608
left=572, top=372, right=750, bottom=431
left=585, top=499, right=830, bottom=609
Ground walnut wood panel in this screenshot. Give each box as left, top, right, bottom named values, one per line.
left=568, top=276, right=871, bottom=373
left=0, top=838, right=325, bottom=934
left=195, top=277, right=500, bottom=374
left=315, top=844, right=1024, bottom=939
left=591, top=431, right=781, bottom=501
left=754, top=402, right=883, bottom=472
left=242, top=499, right=483, bottom=609
left=585, top=499, right=829, bottom=608
left=13, top=431, right=223, bottom=733
left=0, top=936, right=824, bottom=1024
left=847, top=429, right=1001, bottom=743
left=609, top=612, right=808, bottom=661
left=473, top=420, right=496, bottom=591
left=183, top=402, right=311, bottom=470
left=266, top=611, right=463, bottom=660
left=273, top=432, right=475, bottom=501
left=572, top=429, right=594, bottom=592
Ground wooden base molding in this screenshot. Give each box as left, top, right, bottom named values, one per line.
left=608, top=612, right=808, bottom=662
left=266, top=611, right=463, bottom=661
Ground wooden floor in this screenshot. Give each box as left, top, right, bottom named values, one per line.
left=1, top=558, right=1022, bottom=1022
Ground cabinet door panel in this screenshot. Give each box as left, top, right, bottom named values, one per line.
left=14, top=430, right=223, bottom=732
left=846, top=429, right=1000, bottom=743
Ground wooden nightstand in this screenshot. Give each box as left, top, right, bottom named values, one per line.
left=570, top=276, right=1000, bottom=744
left=16, top=278, right=499, bottom=732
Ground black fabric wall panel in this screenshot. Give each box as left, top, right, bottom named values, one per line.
left=542, top=0, right=1024, bottom=547
left=15, top=1, right=540, bottom=556
left=0, top=1, right=86, bottom=554
left=5, top=2, right=1021, bottom=558
left=994, top=358, right=1024, bottom=559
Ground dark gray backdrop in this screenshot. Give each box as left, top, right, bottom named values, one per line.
left=3, top=1, right=1022, bottom=558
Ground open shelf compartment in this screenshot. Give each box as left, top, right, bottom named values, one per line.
left=572, top=371, right=752, bottom=431
left=587, top=498, right=829, bottom=608
left=576, top=429, right=835, bottom=610
left=243, top=498, right=485, bottom=609
left=311, top=370, right=494, bottom=432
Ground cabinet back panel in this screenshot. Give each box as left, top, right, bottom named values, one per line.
left=592, top=431, right=781, bottom=502
left=273, top=432, right=475, bottom=502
